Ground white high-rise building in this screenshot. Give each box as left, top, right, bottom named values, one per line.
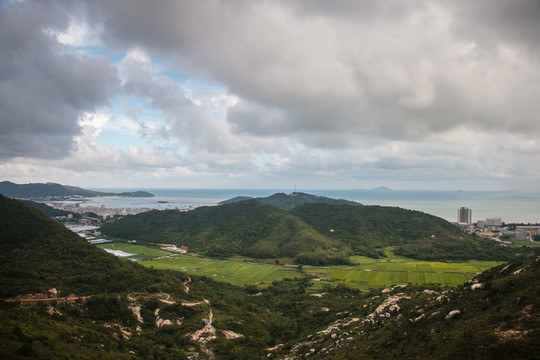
left=458, top=207, right=472, bottom=224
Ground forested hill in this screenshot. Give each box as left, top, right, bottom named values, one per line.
left=290, top=203, right=515, bottom=261
left=0, top=195, right=184, bottom=297
left=0, top=181, right=154, bottom=198
left=219, top=191, right=361, bottom=210
left=101, top=200, right=347, bottom=264
left=101, top=200, right=517, bottom=264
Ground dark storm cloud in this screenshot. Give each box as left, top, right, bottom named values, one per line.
left=0, top=1, right=117, bottom=159
left=451, top=0, right=540, bottom=53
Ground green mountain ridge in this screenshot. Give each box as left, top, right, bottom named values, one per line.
left=0, top=181, right=154, bottom=198
left=101, top=200, right=349, bottom=264
left=101, top=195, right=517, bottom=264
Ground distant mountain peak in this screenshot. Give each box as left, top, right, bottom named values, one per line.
left=219, top=191, right=361, bottom=210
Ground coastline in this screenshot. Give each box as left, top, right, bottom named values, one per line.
left=80, top=188, right=540, bottom=224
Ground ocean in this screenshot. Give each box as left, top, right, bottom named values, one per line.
left=83, top=188, right=540, bottom=224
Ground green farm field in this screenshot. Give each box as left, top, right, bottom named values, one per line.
left=142, top=255, right=298, bottom=287
left=304, top=257, right=500, bottom=290
left=97, top=242, right=502, bottom=290
left=97, top=242, right=173, bottom=259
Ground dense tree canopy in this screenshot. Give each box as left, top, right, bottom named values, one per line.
left=101, top=200, right=518, bottom=264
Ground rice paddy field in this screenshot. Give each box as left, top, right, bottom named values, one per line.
left=97, top=242, right=502, bottom=290
left=304, top=259, right=500, bottom=290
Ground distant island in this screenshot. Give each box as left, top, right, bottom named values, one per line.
left=370, top=186, right=392, bottom=192
left=0, top=181, right=154, bottom=199
left=219, top=191, right=361, bottom=210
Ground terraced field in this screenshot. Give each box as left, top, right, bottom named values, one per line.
left=96, top=242, right=501, bottom=290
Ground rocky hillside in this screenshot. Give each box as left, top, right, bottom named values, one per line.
left=274, top=252, right=540, bottom=360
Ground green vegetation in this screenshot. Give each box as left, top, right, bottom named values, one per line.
left=101, top=200, right=346, bottom=265
left=220, top=191, right=361, bottom=209
left=304, top=257, right=499, bottom=290
left=291, top=203, right=516, bottom=261
left=101, top=199, right=519, bottom=265
left=0, top=195, right=187, bottom=297
left=143, top=255, right=298, bottom=288
left=97, top=242, right=173, bottom=260
left=143, top=254, right=498, bottom=290
left=1, top=195, right=539, bottom=359
left=308, top=251, right=540, bottom=360
left=509, top=239, right=540, bottom=248
left=98, top=241, right=500, bottom=290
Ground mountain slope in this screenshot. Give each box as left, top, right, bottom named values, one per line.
left=0, top=195, right=185, bottom=297
left=291, top=203, right=515, bottom=260
left=0, top=195, right=278, bottom=359
left=0, top=181, right=154, bottom=198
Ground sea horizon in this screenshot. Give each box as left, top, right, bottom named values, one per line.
left=81, top=188, right=540, bottom=224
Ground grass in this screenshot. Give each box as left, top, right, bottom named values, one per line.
left=142, top=255, right=298, bottom=288
left=304, top=257, right=500, bottom=290
left=97, top=242, right=173, bottom=260
left=510, top=239, right=540, bottom=248
left=95, top=242, right=503, bottom=290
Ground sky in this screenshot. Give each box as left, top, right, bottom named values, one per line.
left=1, top=0, right=540, bottom=191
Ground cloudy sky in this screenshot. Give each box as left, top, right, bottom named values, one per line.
left=1, top=0, right=539, bottom=191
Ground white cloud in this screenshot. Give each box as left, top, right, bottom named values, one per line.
left=47, top=16, right=102, bottom=47
left=2, top=0, right=540, bottom=190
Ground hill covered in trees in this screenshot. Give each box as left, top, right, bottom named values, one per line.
left=219, top=191, right=360, bottom=210
left=101, top=197, right=517, bottom=264
left=0, top=181, right=154, bottom=199
left=0, top=195, right=184, bottom=297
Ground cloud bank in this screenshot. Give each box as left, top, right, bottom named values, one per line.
left=1, top=0, right=539, bottom=190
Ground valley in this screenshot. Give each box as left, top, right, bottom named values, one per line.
left=98, top=242, right=500, bottom=290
